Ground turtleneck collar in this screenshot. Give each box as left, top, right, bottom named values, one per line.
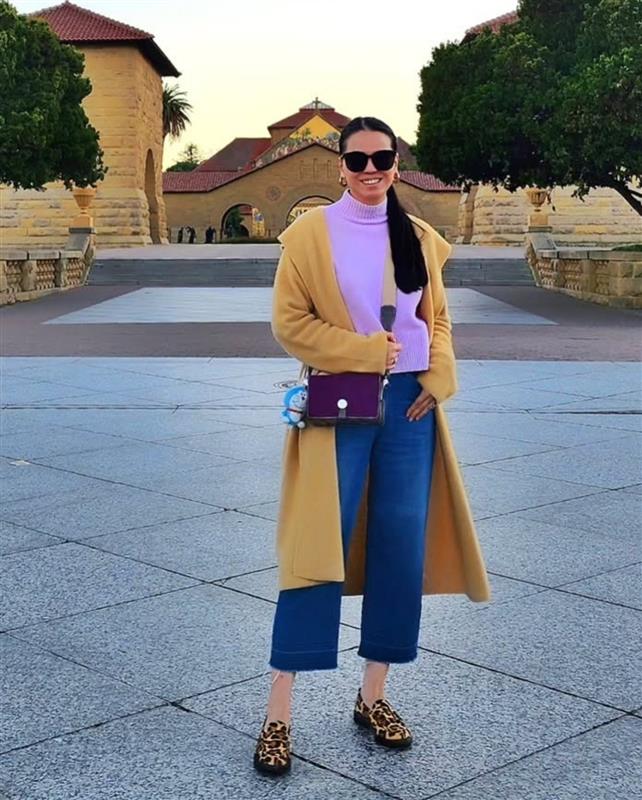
left=334, top=188, right=388, bottom=223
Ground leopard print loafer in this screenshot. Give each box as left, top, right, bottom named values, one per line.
left=253, top=716, right=292, bottom=775
left=353, top=688, right=413, bottom=749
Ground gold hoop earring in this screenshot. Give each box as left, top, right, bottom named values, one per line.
left=339, top=175, right=347, bottom=186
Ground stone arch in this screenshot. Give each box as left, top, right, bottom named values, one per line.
left=144, top=149, right=161, bottom=244
left=220, top=201, right=268, bottom=240
left=277, top=184, right=340, bottom=230
left=286, top=194, right=334, bottom=226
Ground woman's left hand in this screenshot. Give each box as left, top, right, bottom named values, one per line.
left=406, top=389, right=437, bottom=421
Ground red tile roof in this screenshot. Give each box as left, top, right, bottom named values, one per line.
left=465, top=9, right=518, bottom=37
left=400, top=171, right=460, bottom=192
left=195, top=138, right=271, bottom=172
left=30, top=1, right=179, bottom=76
left=164, top=146, right=457, bottom=195
left=268, top=108, right=351, bottom=131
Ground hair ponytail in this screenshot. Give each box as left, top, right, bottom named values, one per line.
left=339, top=116, right=428, bottom=294
left=386, top=184, right=428, bottom=293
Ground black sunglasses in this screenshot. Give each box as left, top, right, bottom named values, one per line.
left=341, top=149, right=396, bottom=173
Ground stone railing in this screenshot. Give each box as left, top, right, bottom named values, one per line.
left=526, top=232, right=642, bottom=309
left=1, top=228, right=95, bottom=306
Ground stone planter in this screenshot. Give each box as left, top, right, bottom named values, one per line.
left=72, top=186, right=96, bottom=228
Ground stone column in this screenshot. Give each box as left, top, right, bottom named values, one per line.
left=55, top=254, right=68, bottom=288
left=21, top=259, right=36, bottom=292
left=0, top=260, right=8, bottom=305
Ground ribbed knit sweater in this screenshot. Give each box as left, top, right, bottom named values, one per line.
left=323, top=189, right=429, bottom=374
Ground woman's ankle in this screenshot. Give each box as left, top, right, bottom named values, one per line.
left=266, top=669, right=295, bottom=724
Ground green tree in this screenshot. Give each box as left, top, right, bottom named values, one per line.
left=0, top=0, right=105, bottom=190
left=166, top=142, right=200, bottom=172
left=163, top=83, right=192, bottom=140
left=416, top=0, right=642, bottom=216
left=223, top=206, right=245, bottom=238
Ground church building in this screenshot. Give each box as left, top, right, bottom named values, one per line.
left=163, top=99, right=460, bottom=243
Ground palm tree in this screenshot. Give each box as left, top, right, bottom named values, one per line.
left=163, top=84, right=193, bottom=140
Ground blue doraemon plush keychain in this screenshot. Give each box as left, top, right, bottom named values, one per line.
left=281, top=384, right=307, bottom=428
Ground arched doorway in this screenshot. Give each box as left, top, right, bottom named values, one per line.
left=221, top=203, right=266, bottom=240
left=144, top=150, right=161, bottom=244
left=286, top=196, right=332, bottom=226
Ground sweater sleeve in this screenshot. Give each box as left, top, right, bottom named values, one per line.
left=271, top=246, right=389, bottom=374
left=416, top=230, right=458, bottom=403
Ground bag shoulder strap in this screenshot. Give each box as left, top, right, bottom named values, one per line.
left=380, top=244, right=397, bottom=332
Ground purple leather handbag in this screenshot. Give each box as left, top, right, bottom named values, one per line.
left=305, top=372, right=387, bottom=425
left=303, top=247, right=397, bottom=427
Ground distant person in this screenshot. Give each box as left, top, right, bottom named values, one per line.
left=253, top=116, right=491, bottom=776
left=177, top=227, right=183, bottom=244
left=205, top=226, right=214, bottom=244
left=188, top=226, right=196, bottom=244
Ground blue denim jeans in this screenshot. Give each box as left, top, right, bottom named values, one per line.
left=269, top=372, right=436, bottom=671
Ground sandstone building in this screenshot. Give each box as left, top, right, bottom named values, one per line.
left=163, top=100, right=460, bottom=243
left=0, top=1, right=179, bottom=249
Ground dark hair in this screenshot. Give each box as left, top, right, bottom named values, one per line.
left=339, top=116, right=428, bottom=293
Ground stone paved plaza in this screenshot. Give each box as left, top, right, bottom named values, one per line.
left=0, top=279, right=641, bottom=799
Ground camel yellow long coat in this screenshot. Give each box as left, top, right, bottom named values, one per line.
left=272, top=206, right=491, bottom=602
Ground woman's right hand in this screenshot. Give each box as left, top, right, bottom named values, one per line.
left=386, top=332, right=402, bottom=370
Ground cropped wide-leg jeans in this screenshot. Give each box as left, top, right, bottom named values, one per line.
left=269, top=372, right=436, bottom=671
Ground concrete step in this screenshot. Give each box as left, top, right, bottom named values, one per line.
left=89, top=257, right=535, bottom=288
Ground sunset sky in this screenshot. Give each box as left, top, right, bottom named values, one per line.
left=15, top=0, right=517, bottom=169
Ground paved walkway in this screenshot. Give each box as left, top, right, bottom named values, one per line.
left=96, top=243, right=528, bottom=261
left=0, top=282, right=640, bottom=798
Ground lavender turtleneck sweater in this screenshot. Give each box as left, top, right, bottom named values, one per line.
left=324, top=189, right=430, bottom=374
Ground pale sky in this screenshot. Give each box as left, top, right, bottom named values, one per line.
left=15, top=0, right=516, bottom=169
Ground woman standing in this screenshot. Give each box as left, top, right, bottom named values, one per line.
left=254, top=117, right=491, bottom=776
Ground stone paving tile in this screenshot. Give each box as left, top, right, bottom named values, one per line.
left=528, top=370, right=642, bottom=398
left=13, top=585, right=359, bottom=701
left=203, top=368, right=301, bottom=395
left=90, top=511, right=276, bottom=582
left=0, top=427, right=130, bottom=460
left=185, top=649, right=620, bottom=800
left=418, top=589, right=642, bottom=710
left=449, top=429, right=560, bottom=467
left=535, top=391, right=641, bottom=413
left=33, top=440, right=235, bottom=484
left=235, top=500, right=280, bottom=522
left=532, top=410, right=642, bottom=433
left=146, top=460, right=282, bottom=509
left=434, top=715, right=640, bottom=800
left=189, top=405, right=286, bottom=427
left=1, top=377, right=99, bottom=405
left=0, top=462, right=117, bottom=506
left=455, top=360, right=609, bottom=386
left=446, top=409, right=634, bottom=447
left=0, top=483, right=220, bottom=540
left=485, top=434, right=642, bottom=490
left=125, top=382, right=251, bottom=406
left=159, top=425, right=285, bottom=462
left=6, top=407, right=239, bottom=442
left=454, top=384, right=589, bottom=412
left=460, top=464, right=601, bottom=518
left=558, top=564, right=642, bottom=610
left=0, top=705, right=385, bottom=800
left=0, top=520, right=62, bottom=556
left=473, top=513, right=639, bottom=586
left=513, top=487, right=641, bottom=544
left=0, top=635, right=162, bottom=753
left=0, top=541, right=198, bottom=630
